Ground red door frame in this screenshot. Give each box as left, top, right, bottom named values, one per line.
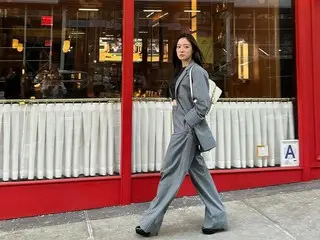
left=296, top=0, right=319, bottom=181
left=311, top=0, right=320, bottom=178
left=120, top=0, right=134, bottom=206
left=0, top=0, right=319, bottom=220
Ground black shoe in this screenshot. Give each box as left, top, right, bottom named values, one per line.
left=135, top=226, right=152, bottom=237
left=202, top=227, right=226, bottom=235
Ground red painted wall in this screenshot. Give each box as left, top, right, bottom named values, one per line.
left=312, top=0, right=320, bottom=171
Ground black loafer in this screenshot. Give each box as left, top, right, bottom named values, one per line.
left=135, top=226, right=152, bottom=237
left=202, top=227, right=226, bottom=235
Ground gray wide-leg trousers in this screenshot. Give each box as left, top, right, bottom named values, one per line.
left=139, top=130, right=228, bottom=234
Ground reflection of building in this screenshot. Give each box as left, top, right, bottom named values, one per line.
left=1, top=0, right=320, bottom=223
left=98, top=37, right=168, bottom=63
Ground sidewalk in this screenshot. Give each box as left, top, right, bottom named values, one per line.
left=1, top=180, right=320, bottom=240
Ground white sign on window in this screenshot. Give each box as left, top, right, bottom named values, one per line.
left=256, top=145, right=269, bottom=157
left=280, top=140, right=299, bottom=167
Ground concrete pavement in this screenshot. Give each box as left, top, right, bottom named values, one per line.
left=1, top=180, right=320, bottom=240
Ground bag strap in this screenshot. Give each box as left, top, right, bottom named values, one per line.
left=189, top=66, right=194, bottom=100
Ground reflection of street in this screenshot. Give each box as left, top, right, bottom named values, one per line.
left=99, top=37, right=123, bottom=62
left=99, top=37, right=168, bottom=62
left=100, top=52, right=122, bottom=62
left=147, top=39, right=168, bottom=62
left=33, top=70, right=89, bottom=98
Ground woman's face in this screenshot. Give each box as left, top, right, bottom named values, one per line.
left=176, top=37, right=193, bottom=62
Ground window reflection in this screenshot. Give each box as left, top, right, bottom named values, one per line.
left=133, top=0, right=295, bottom=99
left=0, top=0, right=295, bottom=100
left=0, top=1, right=123, bottom=99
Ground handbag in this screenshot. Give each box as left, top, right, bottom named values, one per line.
left=189, top=66, right=222, bottom=113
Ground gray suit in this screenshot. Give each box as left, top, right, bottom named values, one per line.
left=139, top=60, right=228, bottom=235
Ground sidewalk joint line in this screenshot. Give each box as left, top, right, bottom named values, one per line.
left=242, top=200, right=296, bottom=240
left=84, top=210, right=95, bottom=240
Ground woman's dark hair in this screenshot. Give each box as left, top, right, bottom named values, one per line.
left=172, top=33, right=205, bottom=75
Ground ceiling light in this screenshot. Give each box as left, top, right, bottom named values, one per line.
left=159, top=12, right=168, bottom=19
left=259, top=48, right=269, bottom=56
left=143, top=9, right=162, bottom=12
left=184, top=10, right=201, bottom=13
left=152, top=22, right=159, bottom=28
left=71, top=32, right=86, bottom=35
left=79, top=8, right=99, bottom=11
left=146, top=12, right=154, bottom=18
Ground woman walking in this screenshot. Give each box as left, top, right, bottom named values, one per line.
left=135, top=33, right=228, bottom=237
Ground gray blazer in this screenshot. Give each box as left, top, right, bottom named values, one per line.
left=173, top=60, right=216, bottom=152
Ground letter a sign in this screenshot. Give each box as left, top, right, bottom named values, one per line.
left=280, top=140, right=299, bottom=167
left=285, top=145, right=295, bottom=159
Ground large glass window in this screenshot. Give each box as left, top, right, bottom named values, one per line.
left=133, top=0, right=295, bottom=99
left=0, top=1, right=123, bottom=182
left=0, top=0, right=123, bottom=99
left=132, top=0, right=296, bottom=173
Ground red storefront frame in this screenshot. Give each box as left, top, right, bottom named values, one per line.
left=0, top=0, right=319, bottom=220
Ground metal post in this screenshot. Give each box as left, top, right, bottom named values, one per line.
left=233, top=5, right=236, bottom=58
left=49, top=7, right=53, bottom=69
left=268, top=0, right=272, bottom=96
left=226, top=12, right=231, bottom=64
left=225, top=10, right=231, bottom=94
left=253, top=10, right=256, bottom=58
left=60, top=9, right=67, bottom=70
left=23, top=6, right=27, bottom=69
left=274, top=0, right=280, bottom=97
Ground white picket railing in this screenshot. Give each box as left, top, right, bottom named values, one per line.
left=132, top=101, right=295, bottom=173
left=0, top=102, right=121, bottom=181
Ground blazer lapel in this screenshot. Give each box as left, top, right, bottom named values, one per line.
left=175, top=60, right=196, bottom=98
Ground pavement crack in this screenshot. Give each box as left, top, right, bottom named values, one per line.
left=84, top=210, right=95, bottom=240
left=241, top=200, right=296, bottom=240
